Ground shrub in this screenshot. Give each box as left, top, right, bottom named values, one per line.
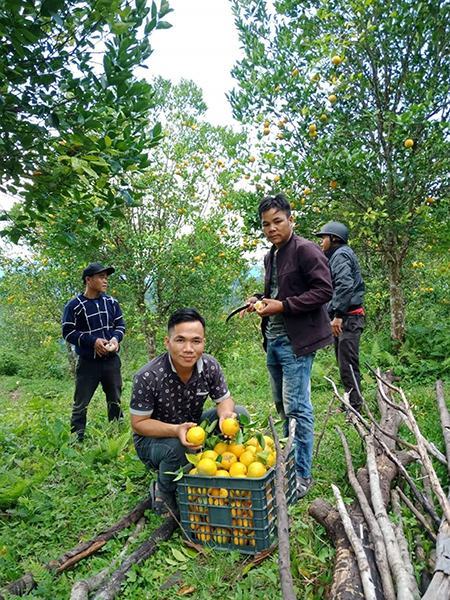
left=0, top=351, right=21, bottom=376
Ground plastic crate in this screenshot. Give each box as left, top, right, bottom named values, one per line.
left=177, top=448, right=297, bottom=553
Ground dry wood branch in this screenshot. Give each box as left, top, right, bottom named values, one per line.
left=398, top=388, right=450, bottom=523
left=309, top=499, right=372, bottom=598
left=415, top=535, right=433, bottom=594
left=331, top=485, right=377, bottom=600
left=396, top=487, right=437, bottom=541
left=366, top=433, right=418, bottom=600
left=0, top=497, right=152, bottom=599
left=269, top=415, right=296, bottom=600
left=436, top=380, right=450, bottom=475
left=93, top=516, right=178, bottom=600
left=391, top=489, right=421, bottom=598
left=343, top=390, right=440, bottom=527
left=70, top=518, right=146, bottom=600
left=336, top=426, right=396, bottom=600
left=55, top=496, right=152, bottom=572
left=371, top=369, right=447, bottom=466
left=421, top=463, right=435, bottom=508
left=422, top=519, right=450, bottom=600
left=315, top=394, right=336, bottom=459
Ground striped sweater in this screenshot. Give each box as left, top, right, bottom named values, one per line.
left=62, top=293, right=125, bottom=360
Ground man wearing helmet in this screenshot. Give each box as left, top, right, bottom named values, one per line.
left=316, top=222, right=366, bottom=412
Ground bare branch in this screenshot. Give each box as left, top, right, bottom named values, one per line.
left=269, top=416, right=296, bottom=600
left=366, top=434, right=420, bottom=600
left=331, top=484, right=377, bottom=600
left=391, top=489, right=421, bottom=598
left=336, top=426, right=396, bottom=600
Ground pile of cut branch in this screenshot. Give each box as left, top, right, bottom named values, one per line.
left=310, top=374, right=449, bottom=599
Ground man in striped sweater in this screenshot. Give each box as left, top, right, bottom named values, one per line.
left=62, top=262, right=126, bottom=441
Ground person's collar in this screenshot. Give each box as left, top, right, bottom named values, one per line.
left=167, top=353, right=204, bottom=375
left=271, top=232, right=294, bottom=254
left=326, top=245, right=345, bottom=259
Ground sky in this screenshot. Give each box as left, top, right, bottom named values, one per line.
left=148, top=0, right=242, bottom=126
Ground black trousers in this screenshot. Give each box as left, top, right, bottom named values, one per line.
left=71, top=354, right=123, bottom=438
left=334, top=315, right=364, bottom=409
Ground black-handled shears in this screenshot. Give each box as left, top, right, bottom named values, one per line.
left=225, top=294, right=264, bottom=323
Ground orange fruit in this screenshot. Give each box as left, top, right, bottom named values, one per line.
left=197, top=458, right=217, bottom=476
left=216, top=469, right=230, bottom=477
left=239, top=450, right=256, bottom=468
left=186, top=426, right=206, bottom=446
left=214, top=441, right=229, bottom=455
left=247, top=462, right=267, bottom=478
left=221, top=418, right=240, bottom=438
left=245, top=437, right=262, bottom=452
left=201, top=450, right=218, bottom=461
left=229, top=462, right=247, bottom=477
left=228, top=442, right=245, bottom=458
left=220, top=452, right=238, bottom=470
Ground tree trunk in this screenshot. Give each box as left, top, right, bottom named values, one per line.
left=146, top=331, right=156, bottom=359
left=386, top=254, right=406, bottom=344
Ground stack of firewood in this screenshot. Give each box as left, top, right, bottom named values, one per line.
left=310, top=373, right=449, bottom=600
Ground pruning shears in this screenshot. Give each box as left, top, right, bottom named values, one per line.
left=225, top=293, right=264, bottom=323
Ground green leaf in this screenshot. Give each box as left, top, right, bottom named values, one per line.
left=238, top=413, right=250, bottom=426
left=185, top=453, right=199, bottom=466
left=171, top=548, right=188, bottom=562
left=205, top=419, right=218, bottom=434
left=156, top=20, right=172, bottom=30
left=40, top=0, right=65, bottom=17
left=256, top=432, right=265, bottom=449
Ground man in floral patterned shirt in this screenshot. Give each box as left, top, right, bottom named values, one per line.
left=130, top=308, right=247, bottom=516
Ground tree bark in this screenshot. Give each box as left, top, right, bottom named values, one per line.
left=386, top=252, right=406, bottom=343
left=309, top=373, right=409, bottom=599
left=269, top=416, right=296, bottom=600
left=93, top=517, right=178, bottom=600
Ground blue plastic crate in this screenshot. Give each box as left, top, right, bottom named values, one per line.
left=177, top=448, right=297, bottom=553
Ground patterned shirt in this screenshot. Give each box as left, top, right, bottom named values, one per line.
left=62, top=293, right=125, bottom=360
left=130, top=352, right=230, bottom=428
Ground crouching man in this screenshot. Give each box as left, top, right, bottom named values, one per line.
left=130, top=308, right=247, bottom=516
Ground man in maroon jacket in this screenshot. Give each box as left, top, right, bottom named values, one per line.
left=243, top=194, right=333, bottom=498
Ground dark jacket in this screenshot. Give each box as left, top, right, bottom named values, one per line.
left=62, top=293, right=125, bottom=360
left=262, top=234, right=333, bottom=356
left=327, top=245, right=365, bottom=318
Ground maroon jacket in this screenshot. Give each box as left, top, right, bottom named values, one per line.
left=262, top=234, right=333, bottom=356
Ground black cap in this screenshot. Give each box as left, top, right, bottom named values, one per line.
left=82, top=262, right=115, bottom=280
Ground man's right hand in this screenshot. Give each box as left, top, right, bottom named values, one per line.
left=177, top=422, right=203, bottom=450
left=239, top=296, right=259, bottom=316
left=94, top=338, right=109, bottom=357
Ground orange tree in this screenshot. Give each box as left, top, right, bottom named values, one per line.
left=0, top=0, right=172, bottom=243
left=229, top=0, right=449, bottom=343
left=2, top=79, right=253, bottom=364
left=92, top=78, right=251, bottom=358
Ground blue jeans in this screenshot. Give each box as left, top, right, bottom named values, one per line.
left=266, top=335, right=315, bottom=479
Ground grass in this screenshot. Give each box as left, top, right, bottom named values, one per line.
left=0, top=339, right=447, bottom=599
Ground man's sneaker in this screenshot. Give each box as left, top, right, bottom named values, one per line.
left=149, top=481, right=179, bottom=518
left=296, top=476, right=313, bottom=499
